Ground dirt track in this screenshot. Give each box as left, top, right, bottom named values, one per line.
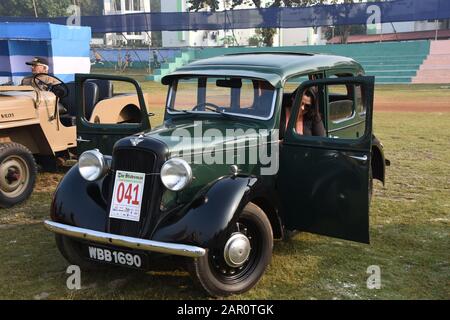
left=375, top=102, right=450, bottom=113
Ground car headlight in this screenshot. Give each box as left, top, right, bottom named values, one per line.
left=78, top=149, right=108, bottom=181
left=160, top=158, right=192, bottom=191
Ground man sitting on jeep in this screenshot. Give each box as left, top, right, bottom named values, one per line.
left=21, top=57, right=60, bottom=88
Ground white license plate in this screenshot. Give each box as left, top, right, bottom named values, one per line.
left=109, top=170, right=146, bottom=222
left=87, top=246, right=144, bottom=268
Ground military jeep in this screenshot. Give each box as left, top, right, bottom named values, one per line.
left=0, top=74, right=150, bottom=208
left=45, top=53, right=388, bottom=297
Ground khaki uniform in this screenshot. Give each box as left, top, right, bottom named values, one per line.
left=21, top=74, right=60, bottom=88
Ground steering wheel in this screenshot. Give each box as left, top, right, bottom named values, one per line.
left=191, top=102, right=221, bottom=111
left=32, top=73, right=68, bottom=98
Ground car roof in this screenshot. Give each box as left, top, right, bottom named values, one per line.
left=162, top=52, right=363, bottom=87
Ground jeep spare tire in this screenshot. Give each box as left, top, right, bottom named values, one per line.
left=0, top=143, right=37, bottom=208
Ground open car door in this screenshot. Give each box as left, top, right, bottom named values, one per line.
left=278, top=76, right=374, bottom=243
left=75, top=74, right=151, bottom=155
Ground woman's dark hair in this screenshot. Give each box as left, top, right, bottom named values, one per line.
left=302, top=88, right=322, bottom=122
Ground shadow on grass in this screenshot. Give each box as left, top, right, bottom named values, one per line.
left=0, top=219, right=448, bottom=300
left=261, top=220, right=449, bottom=300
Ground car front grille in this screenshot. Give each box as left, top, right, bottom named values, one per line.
left=107, top=148, right=158, bottom=238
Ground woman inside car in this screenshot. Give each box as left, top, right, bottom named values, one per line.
left=285, top=88, right=326, bottom=137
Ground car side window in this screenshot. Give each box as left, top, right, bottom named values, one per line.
left=285, top=81, right=367, bottom=140
left=356, top=84, right=365, bottom=114
left=327, top=83, right=366, bottom=140
left=327, top=84, right=354, bottom=122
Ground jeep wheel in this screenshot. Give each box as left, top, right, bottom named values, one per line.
left=55, top=235, right=105, bottom=271
left=0, top=143, right=37, bottom=208
left=189, top=202, right=273, bottom=297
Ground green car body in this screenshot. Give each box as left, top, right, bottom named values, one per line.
left=46, top=52, right=387, bottom=296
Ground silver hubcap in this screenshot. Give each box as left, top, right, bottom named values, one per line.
left=0, top=156, right=29, bottom=198
left=223, top=233, right=251, bottom=268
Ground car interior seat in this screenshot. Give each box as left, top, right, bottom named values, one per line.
left=87, top=79, right=113, bottom=101
left=59, top=81, right=99, bottom=126
left=328, top=100, right=353, bottom=122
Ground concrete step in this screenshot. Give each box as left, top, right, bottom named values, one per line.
left=364, top=64, right=421, bottom=71
left=412, top=77, right=450, bottom=84
left=356, top=54, right=425, bottom=58
left=415, top=69, right=450, bottom=77
left=374, top=76, right=412, bottom=83
left=419, top=64, right=450, bottom=70
left=430, top=40, right=450, bottom=55
left=375, top=78, right=412, bottom=84
left=421, top=55, right=450, bottom=64
left=359, top=59, right=425, bottom=66
left=366, top=70, right=417, bottom=77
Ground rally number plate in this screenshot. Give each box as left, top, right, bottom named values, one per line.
left=109, top=170, right=146, bottom=222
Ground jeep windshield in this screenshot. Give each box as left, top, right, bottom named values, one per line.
left=167, top=77, right=276, bottom=120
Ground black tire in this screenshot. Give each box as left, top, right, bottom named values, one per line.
left=369, top=165, right=373, bottom=205
left=0, top=143, right=37, bottom=208
left=188, top=202, right=273, bottom=297
left=55, top=234, right=104, bottom=271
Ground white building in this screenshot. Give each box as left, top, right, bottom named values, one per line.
left=102, top=0, right=153, bottom=46
left=160, top=0, right=268, bottom=47
left=160, top=0, right=323, bottom=47
left=97, top=0, right=322, bottom=48
left=96, top=0, right=444, bottom=48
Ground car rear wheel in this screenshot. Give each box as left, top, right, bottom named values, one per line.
left=0, top=143, right=37, bottom=208
left=188, top=202, right=273, bottom=297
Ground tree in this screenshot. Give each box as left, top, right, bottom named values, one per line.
left=78, top=0, right=103, bottom=16
left=255, top=28, right=277, bottom=47
left=0, top=0, right=102, bottom=17
left=187, top=0, right=360, bottom=46
left=324, top=25, right=367, bottom=44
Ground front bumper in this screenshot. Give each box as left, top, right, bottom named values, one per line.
left=44, top=220, right=206, bottom=258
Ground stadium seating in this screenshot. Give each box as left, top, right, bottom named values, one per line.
left=413, top=40, right=450, bottom=84
left=145, top=50, right=194, bottom=82
left=146, top=40, right=435, bottom=84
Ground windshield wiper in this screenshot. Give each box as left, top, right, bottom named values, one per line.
left=167, top=107, right=193, bottom=114
left=205, top=107, right=240, bottom=119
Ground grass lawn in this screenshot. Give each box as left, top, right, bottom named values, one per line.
left=0, top=84, right=449, bottom=300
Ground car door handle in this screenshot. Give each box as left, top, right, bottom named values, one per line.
left=348, top=155, right=368, bottom=162
left=77, top=136, right=91, bottom=143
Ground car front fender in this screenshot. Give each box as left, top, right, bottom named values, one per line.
left=50, top=163, right=109, bottom=232
left=151, top=175, right=259, bottom=250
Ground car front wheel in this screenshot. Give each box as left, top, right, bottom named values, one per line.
left=55, top=234, right=105, bottom=271
left=188, top=202, right=273, bottom=297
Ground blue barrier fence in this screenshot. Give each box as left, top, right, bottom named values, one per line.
left=0, top=0, right=449, bottom=32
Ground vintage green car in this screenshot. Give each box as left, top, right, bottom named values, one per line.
left=45, top=52, right=388, bottom=297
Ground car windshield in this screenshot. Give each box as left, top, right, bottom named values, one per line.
left=168, top=76, right=276, bottom=119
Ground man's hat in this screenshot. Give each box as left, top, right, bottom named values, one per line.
left=25, top=57, right=49, bottom=67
